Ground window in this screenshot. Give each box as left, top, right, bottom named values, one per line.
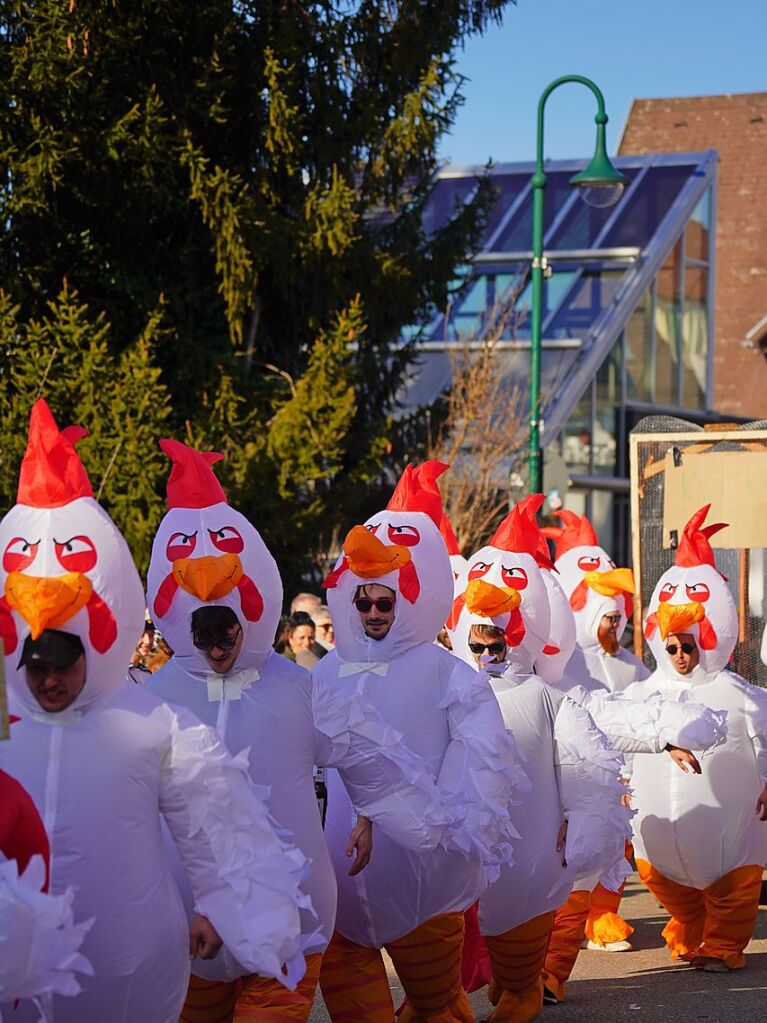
left=654, top=239, right=683, bottom=406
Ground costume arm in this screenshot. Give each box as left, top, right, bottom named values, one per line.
left=159, top=710, right=308, bottom=989
left=570, top=685, right=727, bottom=755
left=553, top=697, right=632, bottom=892
left=744, top=682, right=767, bottom=782
left=435, top=663, right=527, bottom=877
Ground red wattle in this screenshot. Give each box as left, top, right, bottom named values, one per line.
left=698, top=615, right=718, bottom=651
left=398, top=560, right=420, bottom=604
left=644, top=612, right=658, bottom=639
left=322, top=557, right=349, bottom=590
left=624, top=593, right=634, bottom=621
left=237, top=575, right=264, bottom=622
left=446, top=594, right=465, bottom=630
left=86, top=591, right=118, bottom=653
left=504, top=608, right=525, bottom=648
left=0, top=597, right=18, bottom=655
left=153, top=572, right=179, bottom=619
left=570, top=580, right=588, bottom=611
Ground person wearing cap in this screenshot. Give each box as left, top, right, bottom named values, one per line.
left=0, top=401, right=310, bottom=1023
left=315, top=463, right=522, bottom=1023
left=147, top=440, right=432, bottom=1023
left=623, top=507, right=767, bottom=972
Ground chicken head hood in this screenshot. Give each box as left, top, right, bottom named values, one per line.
left=0, top=399, right=145, bottom=712
left=146, top=440, right=282, bottom=676
left=322, top=462, right=453, bottom=662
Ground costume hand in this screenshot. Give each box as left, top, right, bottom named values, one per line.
left=189, top=914, right=222, bottom=960
left=665, top=745, right=701, bottom=774
left=556, top=820, right=568, bottom=866
left=755, top=784, right=767, bottom=821
left=346, top=815, right=373, bottom=876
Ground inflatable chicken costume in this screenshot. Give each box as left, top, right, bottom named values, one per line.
left=0, top=400, right=309, bottom=1023
left=447, top=499, right=631, bottom=1023
left=625, top=506, right=767, bottom=970
left=543, top=510, right=648, bottom=692
left=314, top=462, right=521, bottom=1023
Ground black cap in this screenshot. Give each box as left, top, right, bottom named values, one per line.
left=18, top=630, right=85, bottom=671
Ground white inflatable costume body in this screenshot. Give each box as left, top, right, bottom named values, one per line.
left=314, top=463, right=521, bottom=948
left=448, top=498, right=632, bottom=933
left=0, top=401, right=308, bottom=1023
left=627, top=506, right=767, bottom=889
left=145, top=440, right=334, bottom=982
left=542, top=511, right=648, bottom=692
left=624, top=506, right=767, bottom=968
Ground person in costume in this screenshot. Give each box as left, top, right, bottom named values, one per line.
left=542, top=510, right=648, bottom=693
left=146, top=439, right=371, bottom=1023
left=446, top=499, right=631, bottom=1023
left=623, top=505, right=767, bottom=972
left=0, top=711, right=92, bottom=1018
left=315, top=462, right=522, bottom=1023
left=0, top=400, right=310, bottom=1023
left=532, top=533, right=726, bottom=1000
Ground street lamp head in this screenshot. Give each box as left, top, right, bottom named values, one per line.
left=569, top=117, right=629, bottom=209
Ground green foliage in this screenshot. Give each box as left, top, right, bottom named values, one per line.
left=0, top=0, right=515, bottom=594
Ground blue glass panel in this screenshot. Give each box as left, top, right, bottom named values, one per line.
left=602, top=166, right=692, bottom=249
left=545, top=269, right=626, bottom=338
left=491, top=172, right=577, bottom=251
left=549, top=167, right=641, bottom=249
left=421, top=177, right=479, bottom=238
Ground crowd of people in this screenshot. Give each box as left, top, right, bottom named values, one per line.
left=1, top=400, right=766, bottom=1023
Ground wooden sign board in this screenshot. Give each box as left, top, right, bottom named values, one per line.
left=663, top=450, right=767, bottom=550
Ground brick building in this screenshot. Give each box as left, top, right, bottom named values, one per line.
left=619, top=92, right=767, bottom=418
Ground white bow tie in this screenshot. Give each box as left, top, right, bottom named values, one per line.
left=338, top=662, right=389, bottom=678
left=32, top=708, right=82, bottom=726
left=206, top=668, right=260, bottom=702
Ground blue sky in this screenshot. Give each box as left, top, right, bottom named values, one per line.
left=442, top=0, right=767, bottom=167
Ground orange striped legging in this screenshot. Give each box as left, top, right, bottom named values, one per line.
left=319, top=912, right=473, bottom=1023
left=483, top=910, right=556, bottom=1023
left=179, top=953, right=322, bottom=1023
left=636, top=859, right=763, bottom=969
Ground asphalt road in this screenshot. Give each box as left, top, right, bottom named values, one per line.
left=309, top=873, right=767, bottom=1022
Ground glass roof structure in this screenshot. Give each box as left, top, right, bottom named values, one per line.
left=398, top=150, right=717, bottom=451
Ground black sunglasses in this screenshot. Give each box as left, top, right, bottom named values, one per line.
left=354, top=597, right=395, bottom=614
left=665, top=642, right=695, bottom=656
left=193, top=625, right=242, bottom=652
left=469, top=641, right=506, bottom=656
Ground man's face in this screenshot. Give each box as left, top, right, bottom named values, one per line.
left=598, top=612, right=622, bottom=656
left=355, top=584, right=396, bottom=641
left=315, top=621, right=334, bottom=647
left=664, top=632, right=699, bottom=676
left=26, top=655, right=87, bottom=713
left=196, top=624, right=243, bottom=674
left=468, top=626, right=507, bottom=666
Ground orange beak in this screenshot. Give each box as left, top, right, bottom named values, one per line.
left=172, top=554, right=243, bottom=601
left=656, top=600, right=705, bottom=639
left=5, top=571, right=93, bottom=639
left=343, top=525, right=412, bottom=579
left=464, top=579, right=522, bottom=618
left=584, top=567, right=635, bottom=597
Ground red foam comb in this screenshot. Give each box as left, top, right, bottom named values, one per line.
left=676, top=504, right=728, bottom=569
left=540, top=509, right=599, bottom=559
left=439, top=511, right=461, bottom=557
left=387, top=461, right=448, bottom=527
left=160, top=439, right=227, bottom=510
left=17, top=399, right=93, bottom=508
left=490, top=494, right=554, bottom=569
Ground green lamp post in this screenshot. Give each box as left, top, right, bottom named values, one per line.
left=527, top=75, right=629, bottom=496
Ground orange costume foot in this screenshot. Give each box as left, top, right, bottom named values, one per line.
left=636, top=859, right=762, bottom=969
left=483, top=910, right=556, bottom=1023
left=585, top=881, right=634, bottom=947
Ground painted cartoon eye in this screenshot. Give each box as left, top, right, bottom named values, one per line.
left=365, top=523, right=380, bottom=534
left=686, top=582, right=710, bottom=603
left=577, top=555, right=601, bottom=571
left=54, top=536, right=97, bottom=573
left=659, top=582, right=678, bottom=603
left=387, top=524, right=421, bottom=547
left=468, top=561, right=492, bottom=580
left=166, top=531, right=197, bottom=562
left=3, top=537, right=40, bottom=573
left=208, top=526, right=245, bottom=555
left=501, top=565, right=529, bottom=590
